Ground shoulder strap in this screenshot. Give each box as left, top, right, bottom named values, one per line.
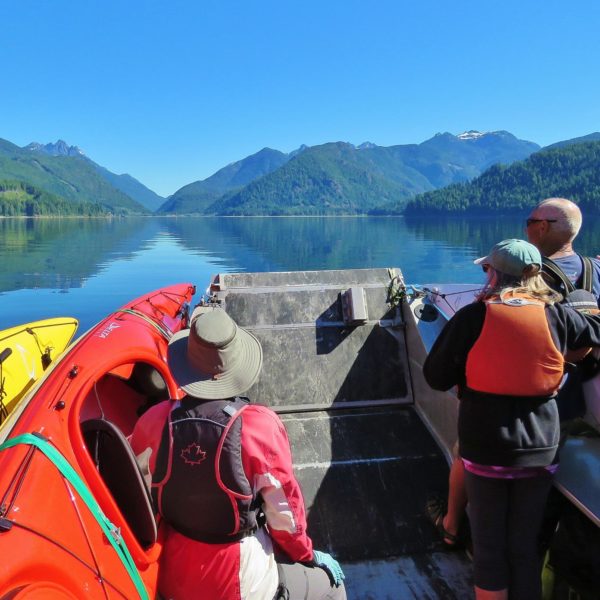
left=579, top=256, right=593, bottom=293
left=542, top=256, right=576, bottom=294
left=0, top=433, right=149, bottom=600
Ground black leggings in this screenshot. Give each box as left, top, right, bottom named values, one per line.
left=465, top=471, right=552, bottom=600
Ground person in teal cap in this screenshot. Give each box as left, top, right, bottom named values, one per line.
left=424, top=239, right=600, bottom=600
left=427, top=200, right=600, bottom=563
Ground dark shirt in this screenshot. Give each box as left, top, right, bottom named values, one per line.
left=553, top=254, right=600, bottom=306
left=547, top=255, right=600, bottom=418
left=423, top=300, right=600, bottom=466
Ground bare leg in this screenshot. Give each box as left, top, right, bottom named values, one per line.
left=443, top=457, right=468, bottom=541
left=474, top=586, right=508, bottom=600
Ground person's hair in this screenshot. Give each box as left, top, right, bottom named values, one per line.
left=536, top=198, right=582, bottom=243
left=477, top=264, right=563, bottom=305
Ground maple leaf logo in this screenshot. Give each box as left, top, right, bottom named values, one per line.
left=181, top=443, right=207, bottom=466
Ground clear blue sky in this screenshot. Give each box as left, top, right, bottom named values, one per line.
left=1, top=0, right=599, bottom=197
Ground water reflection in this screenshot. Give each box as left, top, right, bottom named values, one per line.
left=1, top=215, right=597, bottom=331
left=0, top=218, right=159, bottom=291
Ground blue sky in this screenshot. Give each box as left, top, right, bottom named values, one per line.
left=1, top=1, right=599, bottom=197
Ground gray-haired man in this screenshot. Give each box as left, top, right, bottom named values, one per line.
left=525, top=197, right=600, bottom=303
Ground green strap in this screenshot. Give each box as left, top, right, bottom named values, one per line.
left=0, top=433, right=149, bottom=600
left=542, top=256, right=575, bottom=294
left=581, top=256, right=593, bottom=293
left=542, top=254, right=594, bottom=295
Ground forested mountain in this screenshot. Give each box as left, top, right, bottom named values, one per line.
left=208, top=142, right=424, bottom=215
left=401, top=141, right=600, bottom=214
left=543, top=132, right=600, bottom=151
left=0, top=138, right=147, bottom=214
left=25, top=140, right=164, bottom=211
left=92, top=167, right=164, bottom=211
left=381, top=130, right=540, bottom=188
left=199, top=131, right=539, bottom=215
left=0, top=180, right=108, bottom=216
left=158, top=147, right=294, bottom=214
left=6, top=130, right=598, bottom=217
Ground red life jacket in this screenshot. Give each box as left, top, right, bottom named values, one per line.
left=466, top=294, right=564, bottom=396
left=151, top=397, right=258, bottom=543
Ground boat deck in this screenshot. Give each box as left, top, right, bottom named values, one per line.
left=211, top=268, right=474, bottom=598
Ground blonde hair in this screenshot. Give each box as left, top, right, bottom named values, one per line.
left=478, top=264, right=563, bottom=305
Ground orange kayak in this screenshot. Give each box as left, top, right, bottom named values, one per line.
left=0, top=283, right=195, bottom=599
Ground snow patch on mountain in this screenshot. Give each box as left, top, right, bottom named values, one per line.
left=457, top=130, right=487, bottom=140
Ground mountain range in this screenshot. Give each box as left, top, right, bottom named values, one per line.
left=402, top=139, right=600, bottom=214
left=24, top=140, right=165, bottom=211
left=1, top=131, right=598, bottom=217
left=0, top=138, right=150, bottom=215
left=158, top=147, right=297, bottom=214
left=159, top=131, right=539, bottom=215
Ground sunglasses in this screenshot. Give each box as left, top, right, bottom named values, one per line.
left=526, top=218, right=557, bottom=227
left=482, top=264, right=490, bottom=273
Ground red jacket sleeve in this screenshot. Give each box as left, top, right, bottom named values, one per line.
left=240, top=405, right=314, bottom=562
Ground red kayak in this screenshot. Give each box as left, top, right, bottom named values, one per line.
left=0, top=283, right=195, bottom=600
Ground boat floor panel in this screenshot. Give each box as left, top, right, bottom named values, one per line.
left=281, top=407, right=451, bottom=560
left=342, top=552, right=473, bottom=600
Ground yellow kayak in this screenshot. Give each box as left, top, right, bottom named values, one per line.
left=0, top=317, right=78, bottom=424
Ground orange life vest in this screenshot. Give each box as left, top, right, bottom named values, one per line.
left=466, top=293, right=564, bottom=396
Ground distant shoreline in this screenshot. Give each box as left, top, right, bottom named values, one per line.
left=0, top=213, right=535, bottom=219
left=0, top=213, right=408, bottom=219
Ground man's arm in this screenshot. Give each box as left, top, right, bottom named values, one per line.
left=548, top=302, right=600, bottom=352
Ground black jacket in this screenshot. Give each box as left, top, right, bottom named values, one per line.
left=424, top=301, right=600, bottom=467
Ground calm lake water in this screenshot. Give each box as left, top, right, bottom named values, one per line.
left=1, top=215, right=598, bottom=332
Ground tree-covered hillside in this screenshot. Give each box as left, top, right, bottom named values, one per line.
left=160, top=131, right=539, bottom=215
left=86, top=165, right=164, bottom=211
left=401, top=141, right=600, bottom=214
left=208, top=142, right=419, bottom=215
left=159, top=147, right=291, bottom=214
left=382, top=130, right=539, bottom=188
left=25, top=139, right=164, bottom=211
left=0, top=180, right=108, bottom=216
left=543, top=132, right=600, bottom=151
left=0, top=139, right=147, bottom=215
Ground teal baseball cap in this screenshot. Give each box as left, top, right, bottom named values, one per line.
left=474, top=239, right=542, bottom=277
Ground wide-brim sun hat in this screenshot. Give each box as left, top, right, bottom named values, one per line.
left=474, top=238, right=542, bottom=277
left=167, top=306, right=263, bottom=400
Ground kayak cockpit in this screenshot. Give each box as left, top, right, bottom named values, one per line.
left=77, top=363, right=170, bottom=549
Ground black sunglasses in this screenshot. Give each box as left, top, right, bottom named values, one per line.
left=482, top=264, right=490, bottom=273
left=526, top=218, right=557, bottom=227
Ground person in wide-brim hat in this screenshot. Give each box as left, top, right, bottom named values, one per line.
left=167, top=306, right=263, bottom=400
